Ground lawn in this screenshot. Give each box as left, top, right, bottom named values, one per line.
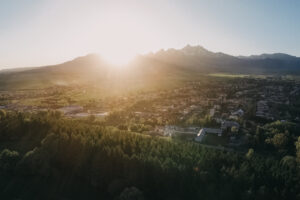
left=202, top=134, right=228, bottom=146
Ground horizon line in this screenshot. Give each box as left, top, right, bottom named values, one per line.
left=1, top=44, right=299, bottom=70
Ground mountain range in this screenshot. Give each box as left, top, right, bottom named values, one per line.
left=1, top=45, right=300, bottom=90
left=147, top=45, right=300, bottom=74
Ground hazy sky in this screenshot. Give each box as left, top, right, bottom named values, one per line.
left=0, top=0, right=300, bottom=68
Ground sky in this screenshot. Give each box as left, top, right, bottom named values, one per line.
left=0, top=0, right=300, bottom=68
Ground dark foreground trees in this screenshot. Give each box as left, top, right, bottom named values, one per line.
left=0, top=111, right=299, bottom=200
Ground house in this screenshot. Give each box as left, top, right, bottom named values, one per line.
left=209, top=108, right=215, bottom=117
left=221, top=120, right=240, bottom=131
left=195, top=128, right=223, bottom=142
left=231, top=109, right=244, bottom=117
left=58, top=105, right=83, bottom=114
left=164, top=125, right=200, bottom=137
left=229, top=115, right=239, bottom=120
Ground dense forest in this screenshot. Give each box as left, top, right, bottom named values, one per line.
left=0, top=110, right=299, bottom=200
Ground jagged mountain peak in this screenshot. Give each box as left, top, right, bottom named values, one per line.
left=181, top=44, right=209, bottom=55
left=239, top=53, right=299, bottom=61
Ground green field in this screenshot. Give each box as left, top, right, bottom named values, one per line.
left=202, top=134, right=228, bottom=146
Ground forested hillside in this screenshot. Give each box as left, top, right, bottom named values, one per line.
left=0, top=111, right=299, bottom=200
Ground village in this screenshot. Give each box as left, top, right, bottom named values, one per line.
left=0, top=76, right=299, bottom=149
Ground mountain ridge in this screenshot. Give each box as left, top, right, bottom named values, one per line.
left=145, top=45, right=300, bottom=74
left=1, top=45, right=300, bottom=74
left=1, top=45, right=300, bottom=90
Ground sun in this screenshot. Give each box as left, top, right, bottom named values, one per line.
left=102, top=51, right=134, bottom=67
left=99, top=43, right=137, bottom=67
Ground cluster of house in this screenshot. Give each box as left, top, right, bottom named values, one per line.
left=255, top=84, right=297, bottom=120
left=157, top=118, right=240, bottom=144
left=256, top=100, right=273, bottom=120
left=58, top=105, right=109, bottom=118
left=0, top=104, right=46, bottom=113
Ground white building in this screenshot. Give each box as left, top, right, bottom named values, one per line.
left=195, top=128, right=223, bottom=142
left=164, top=125, right=200, bottom=137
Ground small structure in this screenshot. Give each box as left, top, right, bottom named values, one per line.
left=229, top=115, right=239, bottom=120
left=256, top=100, right=273, bottom=119
left=164, top=125, right=200, bottom=137
left=71, top=112, right=109, bottom=118
left=58, top=105, right=83, bottom=115
left=209, top=108, right=215, bottom=117
left=232, top=109, right=244, bottom=117
left=195, top=128, right=223, bottom=142
left=221, top=120, right=240, bottom=131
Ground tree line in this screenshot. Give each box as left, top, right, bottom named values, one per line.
left=0, top=110, right=299, bottom=199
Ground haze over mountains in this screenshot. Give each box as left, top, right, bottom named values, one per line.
left=1, top=45, right=300, bottom=90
